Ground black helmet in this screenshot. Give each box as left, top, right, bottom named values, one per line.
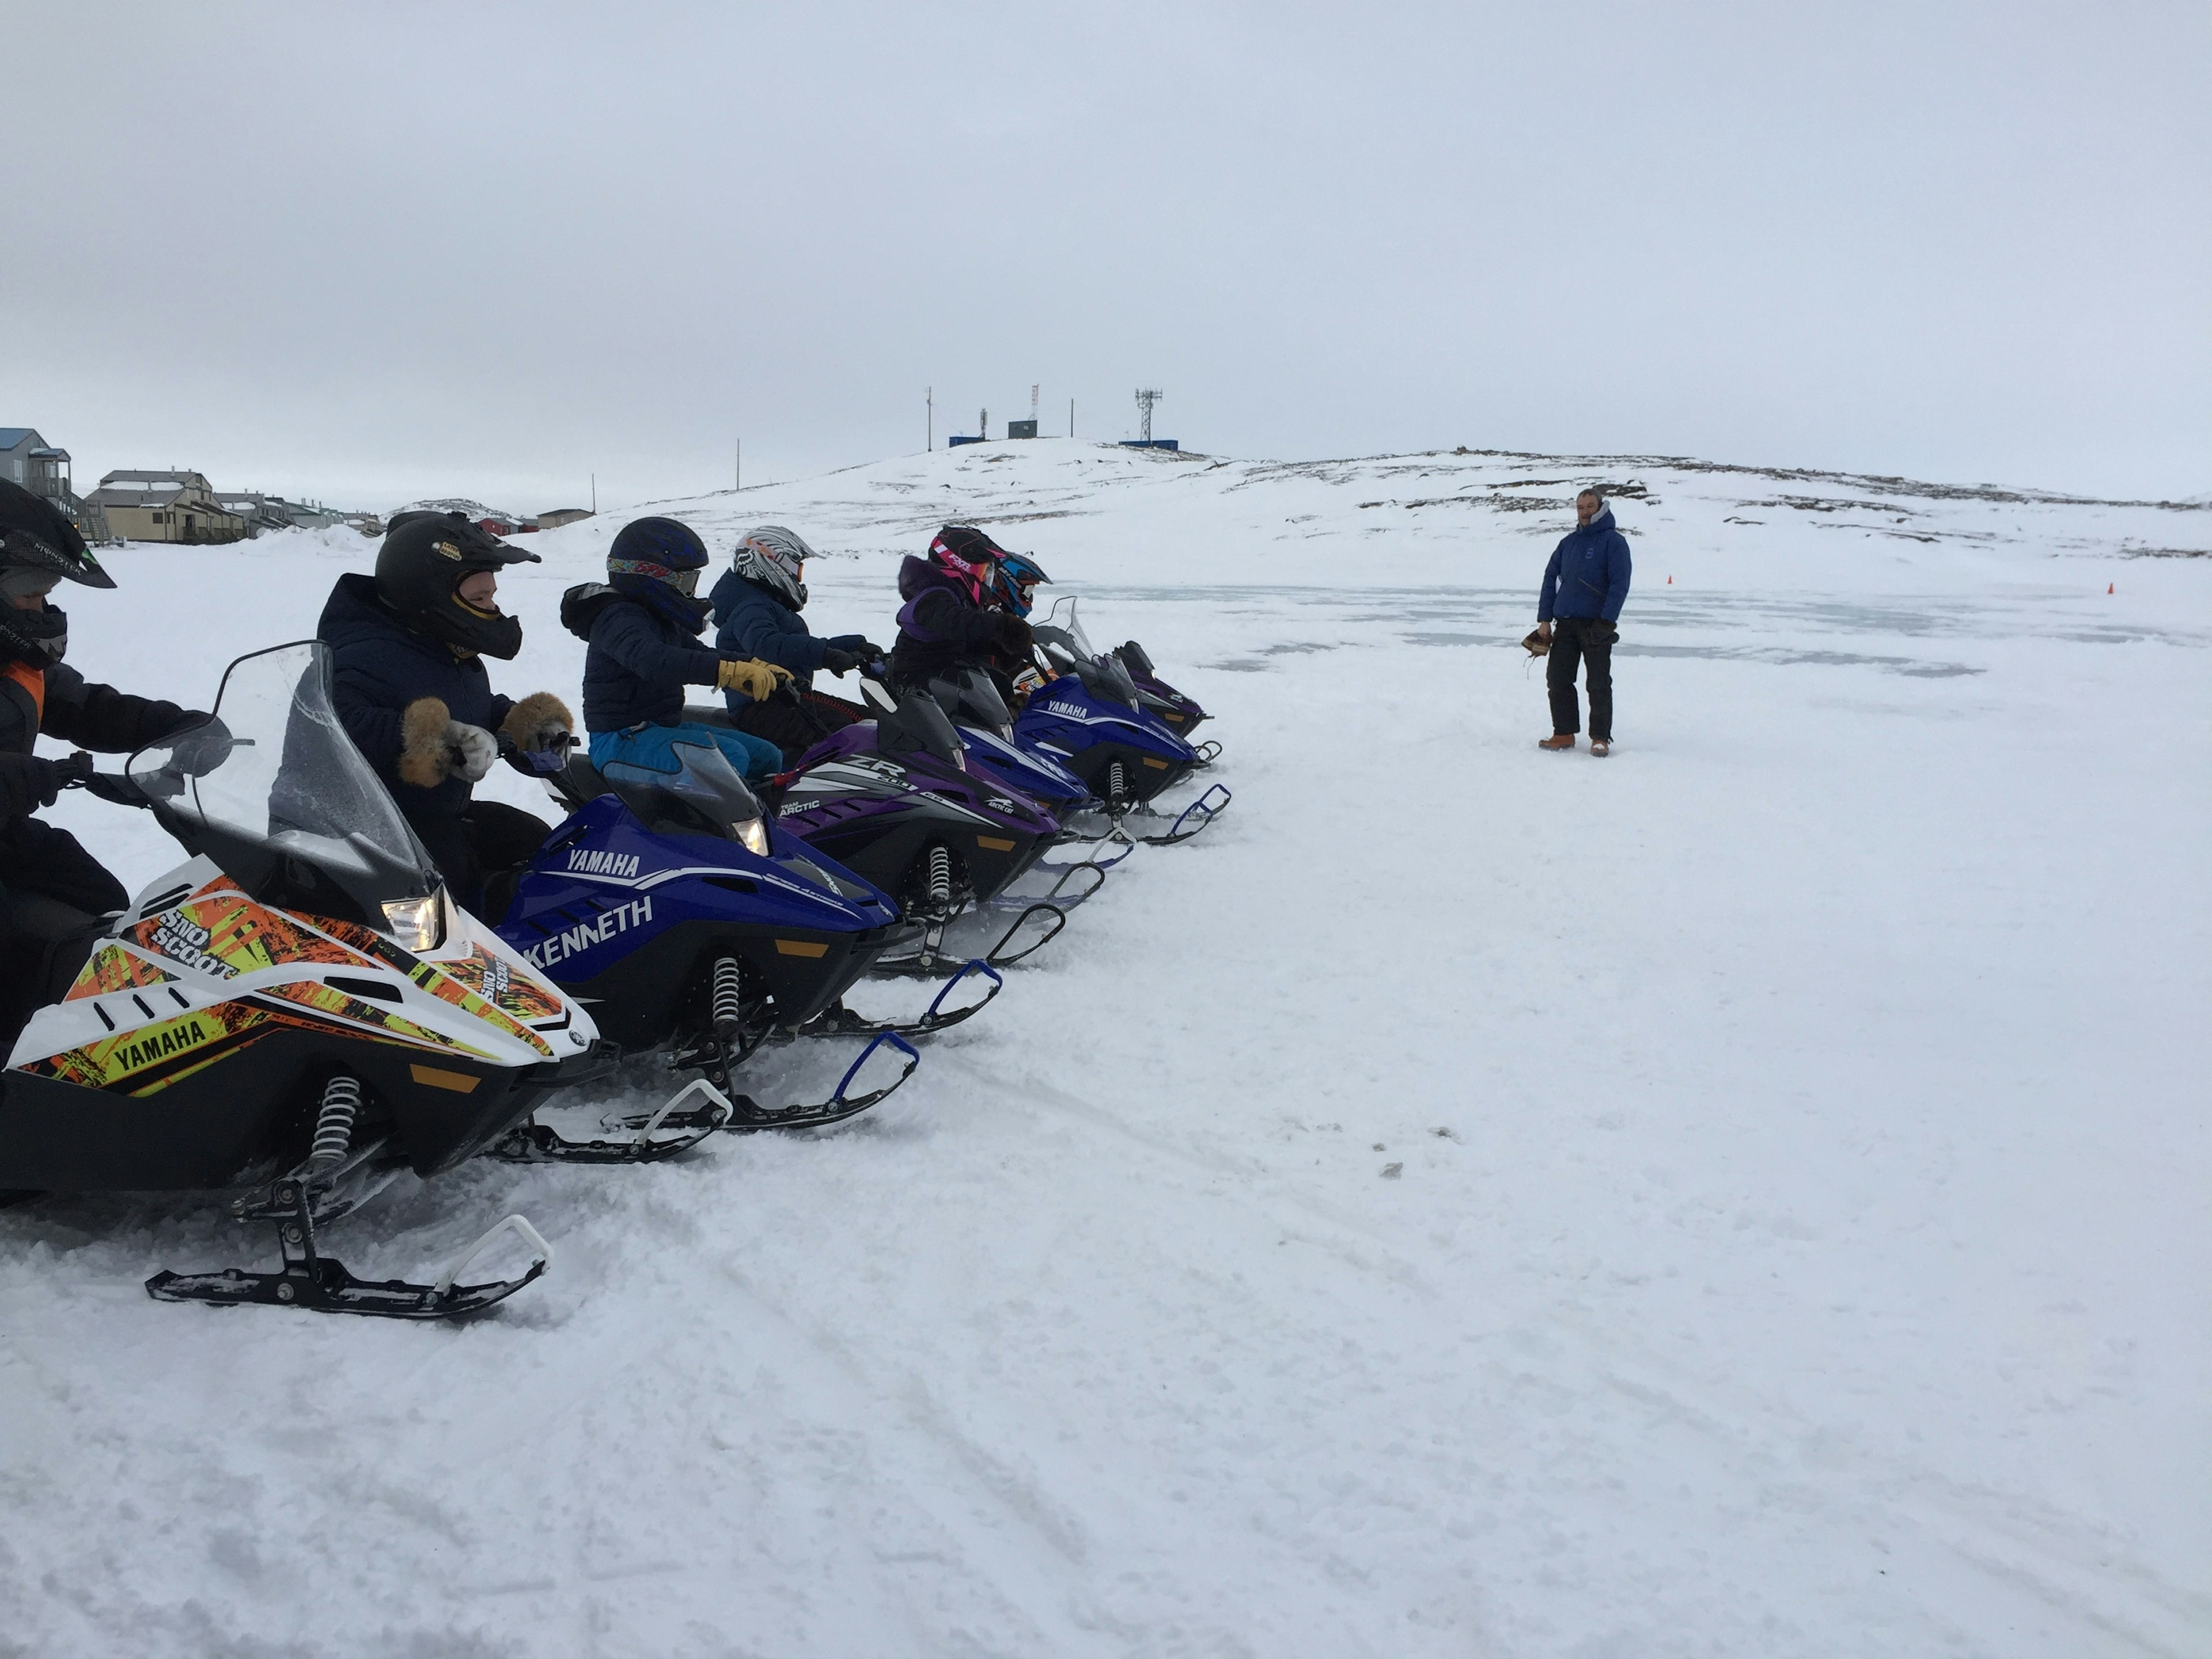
left=0, top=480, right=112, bottom=668
left=373, top=510, right=540, bottom=660
left=607, top=516, right=714, bottom=632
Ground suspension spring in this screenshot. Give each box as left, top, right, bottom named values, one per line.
left=711, top=956, right=746, bottom=1035
left=308, top=1075, right=362, bottom=1171
left=928, top=844, right=952, bottom=906
left=1108, top=760, right=1127, bottom=804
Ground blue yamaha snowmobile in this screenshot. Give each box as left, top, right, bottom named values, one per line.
left=493, top=735, right=995, bottom=1145
left=1014, top=599, right=1229, bottom=845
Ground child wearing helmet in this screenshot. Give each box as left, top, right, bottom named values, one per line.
left=887, top=525, right=1034, bottom=691
left=983, top=549, right=1052, bottom=704
left=315, top=510, right=575, bottom=918
left=0, top=481, right=214, bottom=1045
left=706, top=524, right=887, bottom=763
left=562, top=516, right=793, bottom=785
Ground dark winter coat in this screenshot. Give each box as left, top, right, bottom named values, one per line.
left=887, top=555, right=1003, bottom=687
left=1537, top=507, right=1633, bottom=624
left=319, top=574, right=511, bottom=822
left=0, top=652, right=193, bottom=840
left=707, top=569, right=867, bottom=703
left=574, top=589, right=724, bottom=733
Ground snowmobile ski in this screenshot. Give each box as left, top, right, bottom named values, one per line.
left=614, top=1031, right=921, bottom=1135
left=146, top=1176, right=550, bottom=1321
left=797, top=958, right=1004, bottom=1041
left=1125, top=783, right=1233, bottom=846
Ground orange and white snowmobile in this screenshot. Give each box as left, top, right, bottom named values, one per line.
left=0, top=642, right=608, bottom=1320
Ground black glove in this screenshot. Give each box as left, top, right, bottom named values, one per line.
left=0, top=752, right=78, bottom=820
left=993, top=613, right=1033, bottom=654
left=854, top=640, right=888, bottom=664
left=165, top=714, right=233, bottom=777
left=1594, top=620, right=1620, bottom=645
left=821, top=647, right=860, bottom=676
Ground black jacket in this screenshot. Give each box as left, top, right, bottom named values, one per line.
left=887, top=556, right=1004, bottom=687
left=567, top=586, right=724, bottom=733
left=0, top=658, right=191, bottom=839
left=317, top=574, right=512, bottom=821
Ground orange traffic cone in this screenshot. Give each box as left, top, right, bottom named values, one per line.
left=2108, top=582, right=2115, bottom=594
left=1666, top=575, right=1673, bottom=584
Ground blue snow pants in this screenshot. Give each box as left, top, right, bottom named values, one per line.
left=589, top=721, right=785, bottom=783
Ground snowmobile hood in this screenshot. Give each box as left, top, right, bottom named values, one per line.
left=779, top=723, right=1058, bottom=836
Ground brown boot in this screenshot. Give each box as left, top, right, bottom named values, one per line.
left=1589, top=738, right=1611, bottom=757
left=1537, top=733, right=1576, bottom=751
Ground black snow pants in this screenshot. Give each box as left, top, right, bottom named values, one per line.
left=407, top=800, right=553, bottom=923
left=0, top=818, right=130, bottom=1051
left=1546, top=616, right=1616, bottom=741
left=732, top=691, right=862, bottom=767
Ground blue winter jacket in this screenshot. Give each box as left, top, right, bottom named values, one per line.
left=1537, top=507, right=1633, bottom=624
left=707, top=569, right=868, bottom=707
left=581, top=595, right=725, bottom=734
left=319, top=574, right=511, bottom=820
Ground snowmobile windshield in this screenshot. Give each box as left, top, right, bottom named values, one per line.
left=600, top=737, right=771, bottom=854
left=929, top=668, right=1014, bottom=734
left=1036, top=596, right=1139, bottom=709
left=128, top=641, right=444, bottom=931
left=878, top=687, right=965, bottom=770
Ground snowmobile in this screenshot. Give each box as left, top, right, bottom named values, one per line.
left=0, top=642, right=604, bottom=1320
left=1016, top=599, right=1230, bottom=845
left=923, top=665, right=1135, bottom=884
left=494, top=733, right=983, bottom=1142
left=1109, top=637, right=1220, bottom=763
left=760, top=680, right=1077, bottom=975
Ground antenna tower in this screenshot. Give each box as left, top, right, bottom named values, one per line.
left=1135, top=387, right=1164, bottom=443
left=1030, top=384, right=1040, bottom=422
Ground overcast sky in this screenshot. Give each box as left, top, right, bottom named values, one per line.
left=7, top=2, right=2205, bottom=511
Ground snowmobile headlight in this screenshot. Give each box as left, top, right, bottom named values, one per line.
left=381, top=894, right=445, bottom=953
left=733, top=817, right=770, bottom=857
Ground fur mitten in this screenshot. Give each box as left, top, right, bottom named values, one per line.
left=501, top=692, right=575, bottom=755
left=398, top=698, right=455, bottom=787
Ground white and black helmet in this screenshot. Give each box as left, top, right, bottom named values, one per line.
left=734, top=524, right=816, bottom=611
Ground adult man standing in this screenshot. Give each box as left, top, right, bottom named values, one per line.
left=1535, top=487, right=1633, bottom=756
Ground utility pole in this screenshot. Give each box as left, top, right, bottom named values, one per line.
left=927, top=387, right=933, bottom=450
left=1070, top=398, right=1075, bottom=438
left=979, top=407, right=988, bottom=442
left=590, top=472, right=596, bottom=513
left=736, top=439, right=741, bottom=493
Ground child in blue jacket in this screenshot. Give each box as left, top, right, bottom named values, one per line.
left=562, top=517, right=791, bottom=782
left=706, top=525, right=886, bottom=762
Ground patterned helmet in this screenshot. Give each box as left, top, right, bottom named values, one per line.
left=734, top=524, right=816, bottom=612
left=988, top=550, right=1052, bottom=617
left=927, top=524, right=1006, bottom=604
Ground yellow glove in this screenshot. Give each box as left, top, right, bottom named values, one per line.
left=715, top=658, right=793, bottom=700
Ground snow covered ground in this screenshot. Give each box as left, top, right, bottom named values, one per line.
left=5, top=440, right=2207, bottom=1657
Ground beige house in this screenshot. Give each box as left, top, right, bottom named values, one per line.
left=83, top=470, right=248, bottom=544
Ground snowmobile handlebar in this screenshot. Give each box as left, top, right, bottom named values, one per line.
left=55, top=753, right=153, bottom=810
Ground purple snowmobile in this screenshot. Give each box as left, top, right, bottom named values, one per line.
left=734, top=678, right=1086, bottom=975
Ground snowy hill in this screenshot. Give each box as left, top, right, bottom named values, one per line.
left=6, top=442, right=2207, bottom=1657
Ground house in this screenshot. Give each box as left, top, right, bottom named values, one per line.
left=0, top=426, right=111, bottom=539
left=213, top=492, right=302, bottom=538
left=0, top=428, right=71, bottom=501
left=536, top=507, right=594, bottom=529
left=84, top=470, right=248, bottom=544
